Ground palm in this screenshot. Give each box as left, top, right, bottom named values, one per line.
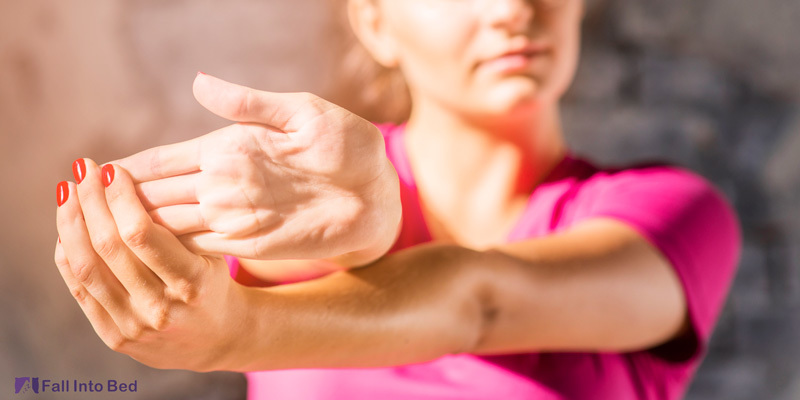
left=117, top=74, right=399, bottom=261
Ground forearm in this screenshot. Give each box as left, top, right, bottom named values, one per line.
left=221, top=220, right=686, bottom=372
left=221, top=243, right=487, bottom=372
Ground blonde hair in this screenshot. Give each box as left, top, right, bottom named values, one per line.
left=325, top=0, right=411, bottom=124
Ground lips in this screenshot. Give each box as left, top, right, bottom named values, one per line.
left=479, top=42, right=551, bottom=74
left=498, top=45, right=547, bottom=59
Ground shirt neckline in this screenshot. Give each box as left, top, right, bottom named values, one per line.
left=390, top=123, right=575, bottom=244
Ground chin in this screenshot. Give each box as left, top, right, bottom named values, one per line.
left=478, top=83, right=545, bottom=116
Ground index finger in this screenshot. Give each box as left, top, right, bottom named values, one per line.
left=112, top=136, right=203, bottom=183
left=103, top=164, right=204, bottom=287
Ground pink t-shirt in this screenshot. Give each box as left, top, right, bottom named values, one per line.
left=227, top=123, right=741, bottom=400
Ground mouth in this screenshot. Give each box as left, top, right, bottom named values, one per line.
left=479, top=43, right=551, bottom=74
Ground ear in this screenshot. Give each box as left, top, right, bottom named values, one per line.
left=347, top=0, right=400, bottom=68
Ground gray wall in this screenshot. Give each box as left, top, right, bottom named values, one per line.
left=1, top=1, right=798, bottom=399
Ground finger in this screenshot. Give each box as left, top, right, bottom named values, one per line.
left=103, top=164, right=205, bottom=288
left=149, top=204, right=207, bottom=236
left=179, top=231, right=248, bottom=258
left=56, top=180, right=130, bottom=319
left=179, top=230, right=321, bottom=260
left=54, top=239, right=126, bottom=351
left=136, top=172, right=199, bottom=210
left=193, top=72, right=314, bottom=131
left=113, top=137, right=203, bottom=183
left=74, top=159, right=165, bottom=300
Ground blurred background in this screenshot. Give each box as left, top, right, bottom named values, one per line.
left=1, top=0, right=798, bottom=399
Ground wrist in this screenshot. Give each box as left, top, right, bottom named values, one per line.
left=206, top=282, right=266, bottom=372
left=327, top=214, right=402, bottom=267
left=335, top=157, right=402, bottom=267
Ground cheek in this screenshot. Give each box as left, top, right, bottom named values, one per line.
left=385, top=5, right=477, bottom=96
left=540, top=7, right=582, bottom=100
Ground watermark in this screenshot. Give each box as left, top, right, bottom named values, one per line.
left=14, top=377, right=137, bottom=394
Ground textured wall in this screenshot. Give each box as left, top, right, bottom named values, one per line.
left=566, top=1, right=800, bottom=399
left=1, top=0, right=798, bottom=399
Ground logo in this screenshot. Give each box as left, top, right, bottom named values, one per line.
left=15, top=377, right=39, bottom=394
left=13, top=377, right=137, bottom=395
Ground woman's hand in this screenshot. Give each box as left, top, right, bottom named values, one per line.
left=52, top=159, right=689, bottom=373
left=55, top=159, right=251, bottom=372
left=114, top=73, right=401, bottom=266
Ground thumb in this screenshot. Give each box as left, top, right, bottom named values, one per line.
left=192, top=72, right=309, bottom=131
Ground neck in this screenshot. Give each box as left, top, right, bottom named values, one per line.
left=405, top=97, right=567, bottom=198
left=402, top=97, right=567, bottom=246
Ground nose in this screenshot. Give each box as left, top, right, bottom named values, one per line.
left=482, top=0, right=535, bottom=34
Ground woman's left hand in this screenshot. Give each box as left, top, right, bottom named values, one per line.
left=54, top=159, right=251, bottom=372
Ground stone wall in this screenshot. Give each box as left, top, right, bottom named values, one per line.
left=1, top=0, right=798, bottom=398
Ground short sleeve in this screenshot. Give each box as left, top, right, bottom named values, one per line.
left=225, top=255, right=240, bottom=280
left=580, top=166, right=741, bottom=362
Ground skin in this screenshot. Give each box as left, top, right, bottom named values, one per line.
left=54, top=0, right=689, bottom=372
left=115, top=73, right=403, bottom=269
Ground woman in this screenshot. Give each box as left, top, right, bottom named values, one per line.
left=54, top=0, right=740, bottom=398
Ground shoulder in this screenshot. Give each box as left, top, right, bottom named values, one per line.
left=574, top=160, right=741, bottom=343
left=577, top=161, right=737, bottom=233
left=558, top=158, right=740, bottom=249
left=578, top=161, right=741, bottom=265
left=582, top=161, right=715, bottom=197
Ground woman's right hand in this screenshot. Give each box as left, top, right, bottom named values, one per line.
left=115, top=73, right=401, bottom=266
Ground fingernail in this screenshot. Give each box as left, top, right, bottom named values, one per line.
left=58, top=236, right=61, bottom=244
left=101, top=164, right=115, bottom=187
left=72, top=158, right=86, bottom=183
left=197, top=71, right=206, bottom=76
left=57, top=181, right=69, bottom=207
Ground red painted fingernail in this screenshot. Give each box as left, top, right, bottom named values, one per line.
left=72, top=158, right=86, bottom=183
left=57, top=181, right=69, bottom=207
left=101, top=164, right=115, bottom=187
left=58, top=236, right=61, bottom=244
left=197, top=71, right=206, bottom=76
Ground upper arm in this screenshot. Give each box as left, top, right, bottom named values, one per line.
left=472, top=218, right=688, bottom=355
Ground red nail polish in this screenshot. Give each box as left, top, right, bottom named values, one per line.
left=72, top=158, right=86, bottom=183
left=197, top=71, right=206, bottom=76
left=57, top=181, right=69, bottom=207
left=58, top=236, right=61, bottom=244
left=101, top=164, right=115, bottom=187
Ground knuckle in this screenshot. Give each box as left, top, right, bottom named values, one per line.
left=54, top=251, right=68, bottom=269
left=234, top=89, right=256, bottom=119
left=150, top=310, right=171, bottom=332
left=150, top=147, right=165, bottom=178
left=68, top=284, right=90, bottom=304
left=119, top=219, right=152, bottom=249
left=91, top=233, right=119, bottom=260
left=169, top=276, right=201, bottom=304
left=122, top=320, right=146, bottom=341
left=107, top=335, right=129, bottom=352
left=70, top=258, right=96, bottom=287
left=145, top=298, right=172, bottom=331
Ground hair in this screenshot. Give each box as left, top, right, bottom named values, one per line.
left=325, top=0, right=411, bottom=124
